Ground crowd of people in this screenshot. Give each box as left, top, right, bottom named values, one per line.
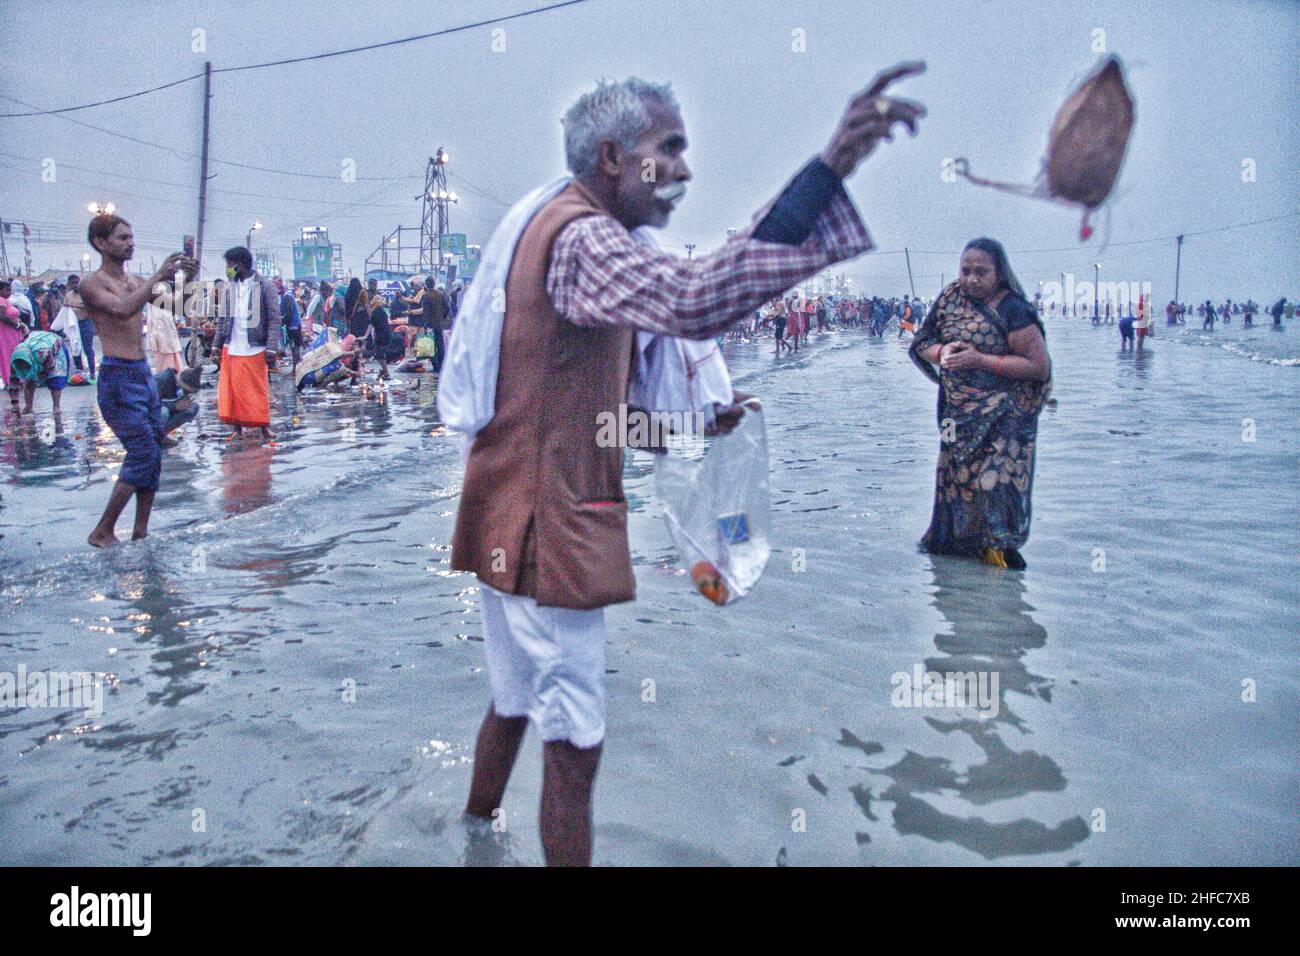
left=187, top=268, right=467, bottom=385
left=1169, top=297, right=1291, bottom=330
left=1039, top=295, right=1291, bottom=329
left=0, top=255, right=469, bottom=419
left=6, top=260, right=1289, bottom=425
left=1031, top=293, right=1291, bottom=351
left=718, top=291, right=929, bottom=353
left=259, top=272, right=466, bottom=376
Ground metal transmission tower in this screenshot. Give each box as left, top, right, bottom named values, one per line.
left=419, top=147, right=457, bottom=283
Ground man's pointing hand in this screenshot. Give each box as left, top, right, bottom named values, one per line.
left=822, top=61, right=927, bottom=178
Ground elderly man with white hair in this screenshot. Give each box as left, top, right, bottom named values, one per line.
left=440, top=64, right=926, bottom=865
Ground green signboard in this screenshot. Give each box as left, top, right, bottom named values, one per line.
left=293, top=239, right=336, bottom=280
left=292, top=242, right=313, bottom=280
left=444, top=233, right=467, bottom=257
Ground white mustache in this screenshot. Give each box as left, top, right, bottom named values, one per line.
left=653, top=183, right=686, bottom=204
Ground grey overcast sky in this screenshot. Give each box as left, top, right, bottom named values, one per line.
left=1, top=0, right=1296, bottom=302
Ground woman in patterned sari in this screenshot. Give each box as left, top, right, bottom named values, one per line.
left=909, top=238, right=1051, bottom=570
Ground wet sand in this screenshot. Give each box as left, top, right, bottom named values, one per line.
left=2, top=318, right=1296, bottom=866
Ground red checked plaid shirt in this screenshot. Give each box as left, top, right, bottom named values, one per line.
left=547, top=180, right=873, bottom=339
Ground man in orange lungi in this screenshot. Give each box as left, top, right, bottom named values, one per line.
left=212, top=246, right=280, bottom=441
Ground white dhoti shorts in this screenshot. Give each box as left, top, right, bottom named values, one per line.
left=479, top=583, right=607, bottom=748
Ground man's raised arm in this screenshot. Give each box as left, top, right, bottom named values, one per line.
left=81, top=253, right=193, bottom=320
left=550, top=62, right=926, bottom=340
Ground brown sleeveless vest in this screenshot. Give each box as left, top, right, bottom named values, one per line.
left=450, top=181, right=637, bottom=610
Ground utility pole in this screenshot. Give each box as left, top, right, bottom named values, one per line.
left=904, top=246, right=916, bottom=297
left=0, top=218, right=10, bottom=278
left=195, top=61, right=212, bottom=275
left=685, top=243, right=695, bottom=259
left=1173, top=234, right=1184, bottom=303
left=1093, top=262, right=1100, bottom=320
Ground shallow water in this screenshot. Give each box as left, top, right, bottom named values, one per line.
left=1, top=318, right=1296, bottom=866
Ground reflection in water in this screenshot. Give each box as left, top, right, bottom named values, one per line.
left=221, top=443, right=275, bottom=516
left=1132, top=347, right=1152, bottom=380
left=82, top=553, right=217, bottom=747
left=850, top=557, right=1088, bottom=859
left=3, top=415, right=77, bottom=476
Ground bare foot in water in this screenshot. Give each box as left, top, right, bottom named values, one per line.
left=88, top=529, right=119, bottom=548
left=131, top=531, right=149, bottom=541
left=260, top=427, right=275, bottom=441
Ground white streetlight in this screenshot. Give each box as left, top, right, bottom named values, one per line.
left=247, top=220, right=263, bottom=250
left=87, top=201, right=116, bottom=215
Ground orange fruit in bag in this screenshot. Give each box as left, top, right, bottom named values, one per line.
left=691, top=560, right=730, bottom=606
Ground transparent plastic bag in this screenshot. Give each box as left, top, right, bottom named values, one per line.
left=653, top=406, right=770, bottom=605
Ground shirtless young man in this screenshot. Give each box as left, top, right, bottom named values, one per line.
left=78, top=214, right=196, bottom=547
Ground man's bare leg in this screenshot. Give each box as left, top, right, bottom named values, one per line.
left=89, top=481, right=136, bottom=547
left=131, top=489, right=155, bottom=540
left=465, top=705, right=528, bottom=819
left=540, top=739, right=603, bottom=867
left=22, top=382, right=35, bottom=414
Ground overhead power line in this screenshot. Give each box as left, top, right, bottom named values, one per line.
left=0, top=0, right=590, bottom=117
left=0, top=91, right=425, bottom=182
left=0, top=72, right=206, bottom=118
left=876, top=213, right=1300, bottom=258
left=0, top=150, right=416, bottom=206
left=214, top=0, right=589, bottom=74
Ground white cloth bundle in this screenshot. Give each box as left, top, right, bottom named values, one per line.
left=625, top=227, right=733, bottom=426
left=50, top=305, right=84, bottom=360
